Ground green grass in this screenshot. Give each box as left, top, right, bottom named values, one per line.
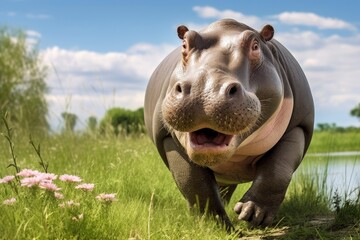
left=0, top=131, right=359, bottom=239
left=308, top=131, right=360, bottom=153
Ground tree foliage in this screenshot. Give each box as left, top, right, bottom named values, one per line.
left=87, top=116, right=97, bottom=133
left=100, top=107, right=145, bottom=135
left=350, top=103, right=360, bottom=121
left=61, top=112, right=78, bottom=132
left=0, top=27, right=48, bottom=134
left=316, top=122, right=360, bottom=133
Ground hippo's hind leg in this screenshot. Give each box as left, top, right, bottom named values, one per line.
left=163, top=137, right=234, bottom=231
left=234, top=127, right=306, bottom=227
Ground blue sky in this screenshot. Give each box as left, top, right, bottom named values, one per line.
left=1, top=0, right=360, bottom=129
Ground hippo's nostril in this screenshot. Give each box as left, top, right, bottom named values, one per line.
left=175, top=82, right=191, bottom=96
left=226, top=83, right=241, bottom=98
left=176, top=84, right=182, bottom=93
left=229, top=86, right=237, bottom=96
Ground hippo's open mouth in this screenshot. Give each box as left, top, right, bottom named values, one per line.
left=189, top=128, right=233, bottom=148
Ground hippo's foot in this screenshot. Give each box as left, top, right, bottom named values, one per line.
left=233, top=201, right=277, bottom=227
left=233, top=191, right=284, bottom=227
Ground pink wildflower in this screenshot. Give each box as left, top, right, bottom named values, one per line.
left=59, top=200, right=80, bottom=208
left=54, top=192, right=64, bottom=199
left=59, top=174, right=82, bottom=183
left=0, top=175, right=15, bottom=184
left=16, top=169, right=40, bottom=177
left=38, top=173, right=57, bottom=181
left=20, top=176, right=42, bottom=188
left=75, top=183, right=94, bottom=191
left=20, top=173, right=58, bottom=188
left=3, top=197, right=16, bottom=205
left=39, top=181, right=61, bottom=191
left=96, top=193, right=117, bottom=202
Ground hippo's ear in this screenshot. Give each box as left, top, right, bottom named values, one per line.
left=260, top=24, right=274, bottom=41
left=177, top=25, right=189, bottom=40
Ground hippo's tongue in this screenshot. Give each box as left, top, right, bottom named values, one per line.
left=190, top=128, right=232, bottom=147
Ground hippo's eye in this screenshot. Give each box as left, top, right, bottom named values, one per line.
left=252, top=42, right=259, bottom=51
left=249, top=39, right=261, bottom=61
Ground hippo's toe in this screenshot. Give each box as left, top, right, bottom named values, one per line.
left=234, top=201, right=276, bottom=227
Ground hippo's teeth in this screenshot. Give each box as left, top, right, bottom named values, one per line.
left=190, top=128, right=232, bottom=147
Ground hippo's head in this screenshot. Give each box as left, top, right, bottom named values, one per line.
left=162, top=19, right=283, bottom=167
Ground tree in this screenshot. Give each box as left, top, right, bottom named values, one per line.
left=87, top=116, right=97, bottom=132
left=100, top=107, right=145, bottom=135
left=350, top=103, right=360, bottom=121
left=0, top=27, right=48, bottom=134
left=61, top=112, right=78, bottom=132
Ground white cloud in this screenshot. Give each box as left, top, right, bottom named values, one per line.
left=274, top=12, right=357, bottom=31
left=275, top=30, right=322, bottom=50
left=25, top=30, right=41, bottom=48
left=40, top=43, right=175, bottom=130
left=193, top=6, right=262, bottom=28
left=192, top=6, right=357, bottom=32
left=46, top=90, right=146, bottom=130
left=42, top=43, right=174, bottom=81
left=7, top=29, right=41, bottom=51
left=276, top=30, right=360, bottom=125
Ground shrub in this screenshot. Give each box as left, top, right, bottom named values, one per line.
left=100, top=107, right=145, bottom=135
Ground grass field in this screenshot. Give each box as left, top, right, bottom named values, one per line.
left=0, top=129, right=359, bottom=239
left=308, top=130, right=360, bottom=153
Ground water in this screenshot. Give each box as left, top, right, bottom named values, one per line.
left=296, top=151, right=360, bottom=200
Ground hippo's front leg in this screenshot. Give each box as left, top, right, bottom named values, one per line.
left=163, top=137, right=234, bottom=231
left=234, top=127, right=306, bottom=226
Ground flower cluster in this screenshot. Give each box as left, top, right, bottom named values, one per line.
left=0, top=175, right=15, bottom=184
left=96, top=193, right=117, bottom=202
left=17, top=169, right=60, bottom=190
left=1, top=169, right=117, bottom=209
left=59, top=174, right=82, bottom=183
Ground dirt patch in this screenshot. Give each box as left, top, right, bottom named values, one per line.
left=239, top=227, right=289, bottom=239
left=237, top=215, right=360, bottom=239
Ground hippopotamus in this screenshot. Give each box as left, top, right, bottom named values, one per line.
left=144, top=19, right=314, bottom=230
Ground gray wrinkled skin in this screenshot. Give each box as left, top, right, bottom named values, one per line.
left=144, top=19, right=314, bottom=231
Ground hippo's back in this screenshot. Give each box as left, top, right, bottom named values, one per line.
left=144, top=48, right=180, bottom=143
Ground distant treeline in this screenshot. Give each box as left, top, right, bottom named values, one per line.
left=61, top=107, right=146, bottom=136
left=316, top=123, right=360, bottom=133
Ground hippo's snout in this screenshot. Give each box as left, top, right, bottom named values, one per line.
left=174, top=80, right=242, bottom=101
left=162, top=78, right=261, bottom=136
